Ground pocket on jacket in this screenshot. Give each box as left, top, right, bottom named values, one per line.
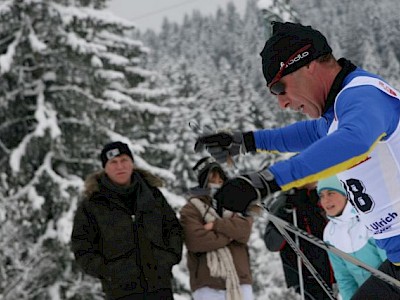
left=152, top=244, right=177, bottom=269
left=105, top=255, right=142, bottom=292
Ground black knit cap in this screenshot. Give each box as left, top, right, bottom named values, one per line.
left=260, top=22, right=332, bottom=85
left=100, top=141, right=134, bottom=167
left=192, top=157, right=227, bottom=188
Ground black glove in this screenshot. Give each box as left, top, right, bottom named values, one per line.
left=194, top=131, right=247, bottom=163
left=214, top=169, right=281, bottom=213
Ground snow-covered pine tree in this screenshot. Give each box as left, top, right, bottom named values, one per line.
left=0, top=0, right=179, bottom=299
left=143, top=14, right=220, bottom=193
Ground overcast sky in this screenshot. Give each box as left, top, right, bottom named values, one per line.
left=107, top=0, right=247, bottom=32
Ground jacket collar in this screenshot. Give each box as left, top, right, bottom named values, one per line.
left=327, top=201, right=358, bottom=224
left=84, top=169, right=160, bottom=212
left=323, top=58, right=357, bottom=114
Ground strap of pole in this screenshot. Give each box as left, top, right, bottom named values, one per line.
left=267, top=212, right=400, bottom=289
left=270, top=212, right=337, bottom=299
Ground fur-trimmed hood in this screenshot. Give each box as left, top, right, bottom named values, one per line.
left=83, top=168, right=164, bottom=200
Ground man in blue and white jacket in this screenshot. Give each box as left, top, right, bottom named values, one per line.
left=195, top=22, right=400, bottom=298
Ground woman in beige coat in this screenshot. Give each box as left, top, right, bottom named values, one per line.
left=180, top=157, right=256, bottom=300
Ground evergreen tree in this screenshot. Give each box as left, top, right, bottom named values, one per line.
left=292, top=0, right=400, bottom=85
left=0, top=0, right=176, bottom=299
left=257, top=0, right=299, bottom=34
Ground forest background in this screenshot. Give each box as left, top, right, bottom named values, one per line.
left=0, top=0, right=399, bottom=299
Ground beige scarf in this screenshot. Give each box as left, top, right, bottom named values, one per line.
left=190, top=198, right=243, bottom=300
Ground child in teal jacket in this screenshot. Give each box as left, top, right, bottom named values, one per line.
left=318, top=176, right=386, bottom=300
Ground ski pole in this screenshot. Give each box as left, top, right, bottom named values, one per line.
left=292, top=207, right=305, bottom=300
left=269, top=211, right=336, bottom=299
left=267, top=211, right=400, bottom=290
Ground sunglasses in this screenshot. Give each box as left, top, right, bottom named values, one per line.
left=269, top=81, right=286, bottom=95
left=268, top=44, right=312, bottom=96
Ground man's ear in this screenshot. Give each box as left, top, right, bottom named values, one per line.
left=306, top=60, right=317, bottom=73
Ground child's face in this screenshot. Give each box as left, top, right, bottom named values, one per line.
left=207, top=171, right=224, bottom=187
left=319, top=190, right=347, bottom=217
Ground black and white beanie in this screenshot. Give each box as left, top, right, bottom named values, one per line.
left=260, top=21, right=332, bottom=85
left=100, top=141, right=134, bottom=167
left=192, top=156, right=227, bottom=188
